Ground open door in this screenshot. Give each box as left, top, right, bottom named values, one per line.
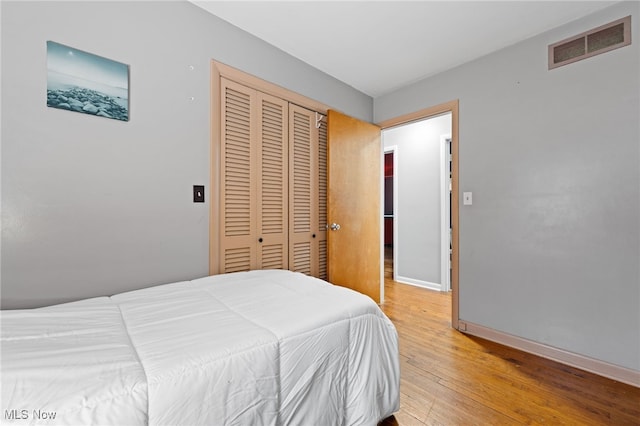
left=327, top=110, right=381, bottom=303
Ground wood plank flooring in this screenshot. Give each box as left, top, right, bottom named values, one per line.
left=379, top=249, right=640, bottom=425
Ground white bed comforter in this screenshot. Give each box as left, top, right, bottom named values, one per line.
left=1, top=270, right=400, bottom=426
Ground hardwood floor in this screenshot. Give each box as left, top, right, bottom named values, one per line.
left=379, top=247, right=640, bottom=425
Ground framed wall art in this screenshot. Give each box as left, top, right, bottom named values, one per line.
left=47, top=41, right=129, bottom=121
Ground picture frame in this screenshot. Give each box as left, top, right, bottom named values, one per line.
left=46, top=41, right=129, bottom=121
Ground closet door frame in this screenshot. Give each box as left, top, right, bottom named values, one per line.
left=210, top=61, right=330, bottom=275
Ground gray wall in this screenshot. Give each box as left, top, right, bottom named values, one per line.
left=376, top=1, right=639, bottom=372
left=383, top=114, right=451, bottom=289
left=0, top=0, right=372, bottom=309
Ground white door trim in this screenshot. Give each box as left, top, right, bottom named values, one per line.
left=440, top=134, right=452, bottom=291
left=377, top=99, right=459, bottom=329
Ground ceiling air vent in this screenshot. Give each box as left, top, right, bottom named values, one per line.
left=549, top=15, right=631, bottom=70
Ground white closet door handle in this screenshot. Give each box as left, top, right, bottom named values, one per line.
left=330, top=223, right=341, bottom=231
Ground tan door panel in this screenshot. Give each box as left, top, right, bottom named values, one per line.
left=327, top=110, right=381, bottom=303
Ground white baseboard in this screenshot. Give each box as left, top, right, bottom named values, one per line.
left=395, top=275, right=442, bottom=292
left=458, top=320, right=640, bottom=388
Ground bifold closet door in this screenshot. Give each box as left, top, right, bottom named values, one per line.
left=257, top=91, right=289, bottom=270
left=289, top=104, right=328, bottom=279
left=317, top=117, right=328, bottom=280
left=220, top=78, right=288, bottom=273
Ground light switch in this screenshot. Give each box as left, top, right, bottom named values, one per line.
left=193, top=185, right=205, bottom=203
left=463, top=192, right=472, bottom=205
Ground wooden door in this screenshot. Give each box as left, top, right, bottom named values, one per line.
left=219, top=79, right=255, bottom=273
left=219, top=78, right=288, bottom=272
left=288, top=105, right=328, bottom=279
left=256, top=91, right=289, bottom=270
left=316, top=117, right=328, bottom=280
left=327, top=110, right=381, bottom=302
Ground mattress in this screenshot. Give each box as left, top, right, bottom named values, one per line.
left=1, top=270, right=400, bottom=425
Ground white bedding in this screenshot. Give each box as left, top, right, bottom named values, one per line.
left=1, top=270, right=400, bottom=425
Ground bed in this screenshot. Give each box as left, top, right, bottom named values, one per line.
left=1, top=270, right=400, bottom=425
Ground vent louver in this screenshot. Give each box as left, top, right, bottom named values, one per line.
left=549, top=15, right=631, bottom=70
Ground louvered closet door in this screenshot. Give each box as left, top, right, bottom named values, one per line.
left=316, top=118, right=328, bottom=280
left=220, top=79, right=255, bottom=273
left=220, top=78, right=288, bottom=273
left=289, top=104, right=327, bottom=278
left=256, top=92, right=289, bottom=270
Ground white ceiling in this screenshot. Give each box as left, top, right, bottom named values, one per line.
left=192, top=1, right=617, bottom=98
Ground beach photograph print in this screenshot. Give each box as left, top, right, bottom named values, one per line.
left=47, top=41, right=129, bottom=121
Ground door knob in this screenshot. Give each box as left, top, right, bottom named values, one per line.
left=330, top=223, right=341, bottom=231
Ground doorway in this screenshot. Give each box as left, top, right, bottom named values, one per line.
left=383, top=148, right=397, bottom=281
left=378, top=100, right=459, bottom=328
left=381, top=113, right=451, bottom=291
